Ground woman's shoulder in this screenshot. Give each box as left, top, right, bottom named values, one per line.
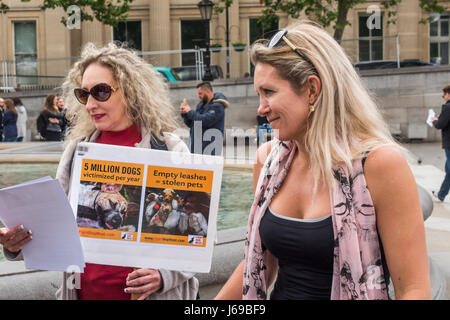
left=362, top=144, right=412, bottom=200
left=42, top=109, right=60, bottom=116
left=363, top=144, right=407, bottom=173
left=254, top=140, right=275, bottom=168
left=56, top=139, right=81, bottom=194
left=5, top=110, right=17, bottom=118
left=40, top=109, right=51, bottom=117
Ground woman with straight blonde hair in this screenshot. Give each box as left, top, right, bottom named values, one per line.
left=216, top=21, right=430, bottom=300
left=0, top=43, right=198, bottom=300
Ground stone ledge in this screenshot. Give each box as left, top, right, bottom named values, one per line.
left=0, top=154, right=61, bottom=163
left=0, top=226, right=246, bottom=300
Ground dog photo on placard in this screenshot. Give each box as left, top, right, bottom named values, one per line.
left=77, top=181, right=141, bottom=231
left=178, top=191, right=210, bottom=237
left=141, top=187, right=210, bottom=237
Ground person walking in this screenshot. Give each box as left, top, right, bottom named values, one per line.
left=13, top=97, right=27, bottom=142
left=2, top=99, right=18, bottom=142
left=431, top=85, right=450, bottom=202
left=180, top=81, right=228, bottom=155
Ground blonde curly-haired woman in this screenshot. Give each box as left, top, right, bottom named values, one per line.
left=0, top=43, right=198, bottom=300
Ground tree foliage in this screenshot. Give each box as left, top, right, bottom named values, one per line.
left=418, top=0, right=445, bottom=23
left=1, top=0, right=445, bottom=32
left=216, top=0, right=445, bottom=41
left=0, top=0, right=133, bottom=27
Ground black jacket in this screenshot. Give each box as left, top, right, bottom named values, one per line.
left=37, top=109, right=64, bottom=141
left=433, top=100, right=450, bottom=149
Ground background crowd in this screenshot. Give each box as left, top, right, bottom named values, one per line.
left=0, top=94, right=68, bottom=142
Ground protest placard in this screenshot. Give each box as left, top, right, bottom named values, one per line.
left=68, top=142, right=223, bottom=273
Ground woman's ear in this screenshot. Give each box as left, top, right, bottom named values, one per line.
left=307, top=75, right=321, bottom=104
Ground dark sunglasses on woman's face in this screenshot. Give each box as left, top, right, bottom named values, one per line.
left=74, top=83, right=117, bottom=105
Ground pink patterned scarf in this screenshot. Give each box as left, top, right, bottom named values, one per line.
left=243, top=140, right=389, bottom=300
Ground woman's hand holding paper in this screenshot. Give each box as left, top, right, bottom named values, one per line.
left=0, top=224, right=32, bottom=253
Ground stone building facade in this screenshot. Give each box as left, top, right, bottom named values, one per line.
left=1, top=0, right=450, bottom=83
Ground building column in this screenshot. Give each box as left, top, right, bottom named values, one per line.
left=81, top=20, right=104, bottom=45
left=397, top=0, right=421, bottom=60
left=213, top=7, right=228, bottom=77
left=149, top=0, right=171, bottom=67
left=229, top=0, right=241, bottom=78
left=43, top=8, right=71, bottom=82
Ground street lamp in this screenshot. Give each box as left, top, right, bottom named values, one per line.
left=197, top=0, right=214, bottom=81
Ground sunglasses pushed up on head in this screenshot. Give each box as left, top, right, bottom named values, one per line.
left=74, top=83, right=117, bottom=105
left=268, top=29, right=317, bottom=74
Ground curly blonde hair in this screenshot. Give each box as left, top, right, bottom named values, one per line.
left=251, top=21, right=403, bottom=189
left=62, top=42, right=178, bottom=143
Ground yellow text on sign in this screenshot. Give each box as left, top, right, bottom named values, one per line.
left=81, top=159, right=144, bottom=186
left=146, top=166, right=213, bottom=193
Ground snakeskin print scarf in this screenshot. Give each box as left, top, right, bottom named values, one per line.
left=242, top=140, right=389, bottom=300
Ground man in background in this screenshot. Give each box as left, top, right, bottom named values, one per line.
left=180, top=82, right=228, bottom=155
left=432, top=84, right=450, bottom=201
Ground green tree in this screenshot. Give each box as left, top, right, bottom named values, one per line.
left=216, top=0, right=445, bottom=41
left=0, top=0, right=134, bottom=27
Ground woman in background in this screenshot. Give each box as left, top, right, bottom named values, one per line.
left=13, top=97, right=27, bottom=142
left=2, top=99, right=18, bottom=142
left=37, top=94, right=64, bottom=141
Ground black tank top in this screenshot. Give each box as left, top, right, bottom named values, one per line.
left=259, top=207, right=334, bottom=300
left=259, top=207, right=390, bottom=300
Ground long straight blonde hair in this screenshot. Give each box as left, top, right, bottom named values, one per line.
left=62, top=42, right=178, bottom=144
left=251, top=21, right=403, bottom=190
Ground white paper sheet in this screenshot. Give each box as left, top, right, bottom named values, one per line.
left=427, top=109, right=436, bottom=127
left=0, top=179, right=85, bottom=272
left=0, top=176, right=53, bottom=191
